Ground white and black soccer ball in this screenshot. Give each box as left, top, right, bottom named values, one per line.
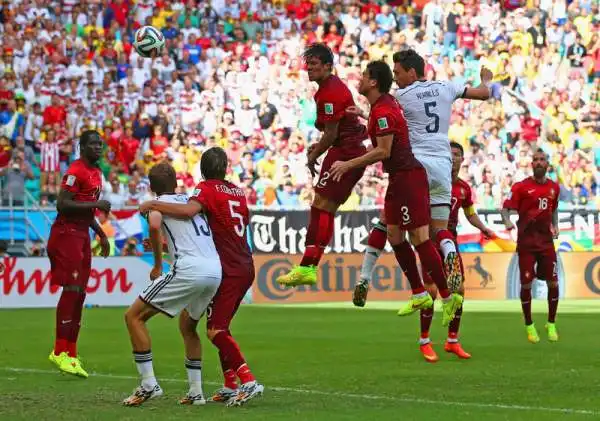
left=133, top=26, right=165, bottom=58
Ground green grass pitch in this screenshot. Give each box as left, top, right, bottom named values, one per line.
left=1, top=300, right=599, bottom=421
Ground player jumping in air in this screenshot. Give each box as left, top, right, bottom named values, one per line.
left=351, top=49, right=493, bottom=311
left=276, top=43, right=369, bottom=287
left=418, top=142, right=495, bottom=362
left=123, top=162, right=222, bottom=406
left=140, top=147, right=264, bottom=407
left=329, top=60, right=463, bottom=326
left=501, top=149, right=560, bottom=344
left=47, top=130, right=111, bottom=378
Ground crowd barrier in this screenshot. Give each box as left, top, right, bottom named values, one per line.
left=2, top=253, right=600, bottom=308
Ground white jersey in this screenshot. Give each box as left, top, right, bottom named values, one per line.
left=395, top=80, right=466, bottom=160
left=156, top=194, right=220, bottom=272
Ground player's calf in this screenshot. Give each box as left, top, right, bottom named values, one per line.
left=179, top=311, right=206, bottom=404
left=123, top=299, right=162, bottom=405
left=354, top=219, right=387, bottom=307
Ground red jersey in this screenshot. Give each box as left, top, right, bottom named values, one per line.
left=448, top=178, right=475, bottom=236
left=55, top=159, right=102, bottom=229
left=314, top=75, right=367, bottom=150
left=190, top=179, right=254, bottom=278
left=503, top=177, right=559, bottom=251
left=367, top=93, right=421, bottom=173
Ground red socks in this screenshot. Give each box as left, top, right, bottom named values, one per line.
left=392, top=242, right=425, bottom=294
left=420, top=306, right=434, bottom=340
left=54, top=289, right=85, bottom=357
left=301, top=206, right=334, bottom=267
left=520, top=287, right=533, bottom=325
left=448, top=304, right=463, bottom=334
left=548, top=285, right=559, bottom=323
left=211, top=331, right=255, bottom=385
left=415, top=240, right=450, bottom=299
left=367, top=226, right=387, bottom=250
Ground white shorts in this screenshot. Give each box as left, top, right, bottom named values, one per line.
left=140, top=265, right=221, bottom=320
left=415, top=154, right=452, bottom=215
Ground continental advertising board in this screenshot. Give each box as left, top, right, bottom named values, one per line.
left=252, top=252, right=600, bottom=303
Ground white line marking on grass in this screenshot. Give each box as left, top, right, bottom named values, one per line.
left=1, top=367, right=598, bottom=416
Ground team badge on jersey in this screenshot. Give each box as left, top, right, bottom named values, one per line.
left=66, top=175, right=76, bottom=186
left=377, top=117, right=388, bottom=130
left=324, top=103, right=333, bottom=115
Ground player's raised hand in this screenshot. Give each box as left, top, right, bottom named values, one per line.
left=480, top=66, right=493, bottom=83
left=330, top=160, right=351, bottom=182
left=345, top=106, right=365, bottom=119
left=150, top=265, right=162, bottom=281
left=96, top=200, right=112, bottom=213
left=99, top=236, right=110, bottom=258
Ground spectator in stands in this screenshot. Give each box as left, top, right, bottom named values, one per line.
left=1, top=153, right=34, bottom=206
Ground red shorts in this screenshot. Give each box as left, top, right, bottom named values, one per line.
left=315, top=146, right=366, bottom=205
left=384, top=167, right=431, bottom=230
left=47, top=224, right=92, bottom=288
left=518, top=248, right=557, bottom=284
left=207, top=272, right=254, bottom=331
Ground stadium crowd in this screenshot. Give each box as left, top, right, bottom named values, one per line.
left=0, top=0, right=598, bottom=212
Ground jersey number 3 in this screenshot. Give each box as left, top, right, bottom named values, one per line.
left=424, top=101, right=440, bottom=133
left=229, top=200, right=246, bottom=238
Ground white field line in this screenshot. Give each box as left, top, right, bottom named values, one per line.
left=1, top=367, right=597, bottom=416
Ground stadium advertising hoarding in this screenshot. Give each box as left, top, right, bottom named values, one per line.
left=249, top=209, right=600, bottom=254
left=2, top=253, right=600, bottom=308
left=0, top=256, right=151, bottom=308
left=252, top=252, right=600, bottom=303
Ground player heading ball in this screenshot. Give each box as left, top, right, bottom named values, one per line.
left=329, top=60, right=463, bottom=327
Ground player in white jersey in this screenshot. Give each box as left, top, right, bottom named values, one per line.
left=123, top=162, right=222, bottom=407
left=350, top=49, right=492, bottom=308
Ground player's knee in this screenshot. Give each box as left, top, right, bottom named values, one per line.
left=547, top=280, right=559, bottom=289
left=408, top=225, right=429, bottom=246
left=458, top=285, right=465, bottom=296
left=521, top=282, right=533, bottom=290
left=179, top=311, right=199, bottom=338
left=312, top=194, right=338, bottom=213
left=386, top=225, right=404, bottom=245
left=206, top=328, right=224, bottom=341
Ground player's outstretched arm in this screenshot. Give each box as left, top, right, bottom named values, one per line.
left=330, top=134, right=392, bottom=182
left=57, top=190, right=111, bottom=214
left=147, top=210, right=164, bottom=280
left=551, top=209, right=559, bottom=239
left=139, top=199, right=203, bottom=219
left=463, top=67, right=493, bottom=101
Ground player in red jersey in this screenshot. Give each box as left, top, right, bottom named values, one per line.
left=47, top=130, right=111, bottom=378
left=502, top=149, right=560, bottom=344
left=139, top=147, right=263, bottom=407
left=328, top=60, right=463, bottom=327
left=276, top=43, right=369, bottom=287
left=418, top=142, right=496, bottom=362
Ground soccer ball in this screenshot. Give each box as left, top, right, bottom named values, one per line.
left=133, top=26, right=165, bottom=58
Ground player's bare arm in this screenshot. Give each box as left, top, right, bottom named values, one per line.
left=57, top=189, right=111, bottom=214
left=90, top=218, right=111, bottom=258
left=307, top=121, right=339, bottom=176
left=147, top=210, right=163, bottom=281
left=463, top=67, right=493, bottom=100
left=465, top=210, right=495, bottom=238
left=139, top=199, right=203, bottom=219
left=551, top=209, right=559, bottom=239
left=500, top=208, right=516, bottom=231
left=330, top=134, right=392, bottom=182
